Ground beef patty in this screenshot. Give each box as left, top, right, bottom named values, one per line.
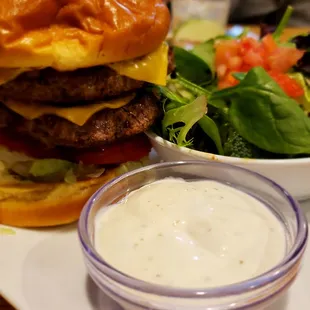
left=0, top=47, right=174, bottom=104
left=0, top=93, right=160, bottom=149
left=0, top=66, right=144, bottom=104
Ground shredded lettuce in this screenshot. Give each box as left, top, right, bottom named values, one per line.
left=0, top=146, right=33, bottom=167
left=11, top=159, right=107, bottom=183
left=29, top=159, right=73, bottom=178
left=0, top=145, right=152, bottom=183
left=115, top=157, right=150, bottom=176
left=0, top=146, right=106, bottom=183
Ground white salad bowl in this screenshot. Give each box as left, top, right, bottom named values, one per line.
left=146, top=131, right=310, bottom=201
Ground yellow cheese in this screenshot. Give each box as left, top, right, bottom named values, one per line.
left=108, top=42, right=169, bottom=86
left=0, top=43, right=169, bottom=86
left=2, top=94, right=135, bottom=126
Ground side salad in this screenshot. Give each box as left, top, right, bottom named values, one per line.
left=152, top=6, right=310, bottom=159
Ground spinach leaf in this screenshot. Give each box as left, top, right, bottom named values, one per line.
left=198, top=116, right=224, bottom=155
left=162, top=95, right=207, bottom=146
left=232, top=72, right=247, bottom=81
left=174, top=47, right=213, bottom=85
left=211, top=67, right=310, bottom=154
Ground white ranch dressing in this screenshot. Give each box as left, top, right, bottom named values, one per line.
left=94, top=178, right=286, bottom=288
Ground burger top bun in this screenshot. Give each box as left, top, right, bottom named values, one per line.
left=0, top=0, right=170, bottom=71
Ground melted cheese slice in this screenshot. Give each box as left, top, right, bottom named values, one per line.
left=108, top=42, right=169, bottom=86
left=2, top=94, right=135, bottom=126
left=0, top=42, right=169, bottom=86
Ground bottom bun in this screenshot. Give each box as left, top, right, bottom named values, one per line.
left=0, top=168, right=118, bottom=228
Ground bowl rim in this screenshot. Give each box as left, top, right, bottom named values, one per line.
left=146, top=131, right=310, bottom=166
left=78, top=160, right=308, bottom=299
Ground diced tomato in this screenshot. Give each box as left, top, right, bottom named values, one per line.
left=215, top=40, right=240, bottom=66
left=243, top=50, right=265, bottom=67
left=216, top=64, right=227, bottom=78
left=215, top=34, right=306, bottom=94
left=261, top=34, right=278, bottom=54
left=0, top=130, right=62, bottom=159
left=75, top=134, right=152, bottom=165
left=226, top=73, right=239, bottom=86
left=218, top=80, right=232, bottom=90
left=239, top=64, right=253, bottom=72
left=268, top=47, right=305, bottom=73
left=239, top=37, right=260, bottom=55
left=215, top=34, right=306, bottom=97
left=218, top=73, right=239, bottom=89
left=228, top=56, right=243, bottom=71
left=268, top=72, right=305, bottom=98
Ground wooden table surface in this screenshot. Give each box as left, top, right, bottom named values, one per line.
left=0, top=26, right=309, bottom=310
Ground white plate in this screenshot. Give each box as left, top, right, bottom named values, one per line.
left=1, top=200, right=310, bottom=310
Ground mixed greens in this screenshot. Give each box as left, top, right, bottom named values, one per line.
left=153, top=7, right=310, bottom=159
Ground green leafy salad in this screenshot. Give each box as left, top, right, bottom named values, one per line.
left=152, top=7, right=310, bottom=159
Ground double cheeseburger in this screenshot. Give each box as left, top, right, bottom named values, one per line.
left=0, top=0, right=171, bottom=227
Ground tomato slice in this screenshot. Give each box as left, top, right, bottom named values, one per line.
left=0, top=130, right=62, bottom=159
left=0, top=131, right=151, bottom=165
left=75, top=134, right=152, bottom=165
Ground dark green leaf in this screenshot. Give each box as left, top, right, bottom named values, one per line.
left=174, top=46, right=212, bottom=85
left=211, top=67, right=310, bottom=154
left=198, top=116, right=224, bottom=155
left=232, top=72, right=247, bottom=81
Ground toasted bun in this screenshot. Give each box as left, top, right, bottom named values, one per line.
left=0, top=0, right=170, bottom=70
left=0, top=168, right=118, bottom=228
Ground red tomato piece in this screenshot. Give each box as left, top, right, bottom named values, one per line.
left=243, top=50, right=265, bottom=67
left=239, top=37, right=260, bottom=56
left=228, top=56, right=243, bottom=71
left=75, top=134, right=152, bottom=165
left=261, top=34, right=278, bottom=54
left=217, top=64, right=227, bottom=78
left=0, top=130, right=62, bottom=159
left=215, top=40, right=240, bottom=66
left=268, top=47, right=305, bottom=73
left=218, top=80, right=231, bottom=89
left=268, top=72, right=305, bottom=98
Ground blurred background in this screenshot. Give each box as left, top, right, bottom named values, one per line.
left=166, top=0, right=310, bottom=27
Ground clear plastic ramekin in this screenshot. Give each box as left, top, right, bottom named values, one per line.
left=78, top=161, right=308, bottom=310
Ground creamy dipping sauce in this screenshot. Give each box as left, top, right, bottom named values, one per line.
left=94, top=178, right=286, bottom=288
